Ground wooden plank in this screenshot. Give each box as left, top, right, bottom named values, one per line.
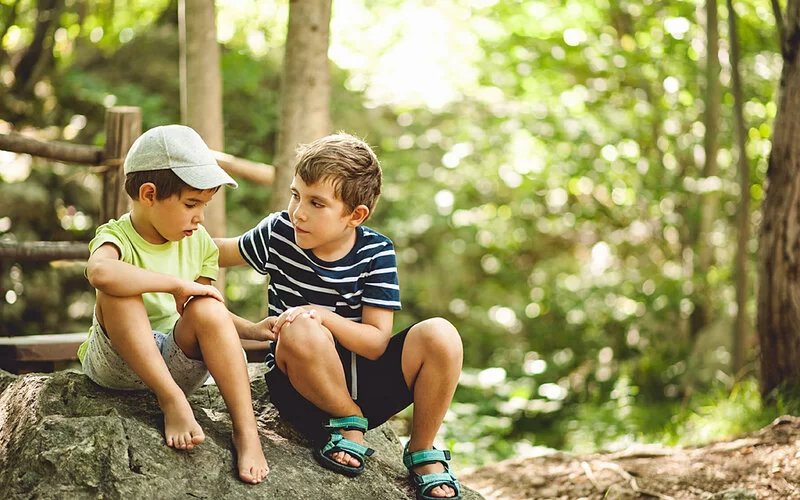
left=0, top=132, right=104, bottom=165
left=0, top=333, right=269, bottom=363
left=0, top=332, right=89, bottom=345
left=212, top=150, right=275, bottom=186
left=0, top=332, right=87, bottom=361
left=0, top=241, right=89, bottom=261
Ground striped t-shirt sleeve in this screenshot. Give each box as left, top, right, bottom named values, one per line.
left=238, top=212, right=278, bottom=274
left=360, top=237, right=401, bottom=310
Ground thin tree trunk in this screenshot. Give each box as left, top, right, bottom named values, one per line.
left=269, top=0, right=332, bottom=214
left=691, top=0, right=722, bottom=339
left=727, top=0, right=750, bottom=376
left=758, top=0, right=800, bottom=397
left=178, top=0, right=227, bottom=291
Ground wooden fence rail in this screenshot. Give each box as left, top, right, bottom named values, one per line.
left=0, top=132, right=104, bottom=165
left=0, top=242, right=89, bottom=261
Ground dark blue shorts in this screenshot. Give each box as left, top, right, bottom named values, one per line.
left=264, top=325, right=414, bottom=442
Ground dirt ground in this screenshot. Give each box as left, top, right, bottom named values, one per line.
left=459, top=415, right=800, bottom=499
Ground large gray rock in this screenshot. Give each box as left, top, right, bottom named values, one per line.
left=0, top=369, right=481, bottom=499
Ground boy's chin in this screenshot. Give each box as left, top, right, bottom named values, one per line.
left=293, top=234, right=312, bottom=249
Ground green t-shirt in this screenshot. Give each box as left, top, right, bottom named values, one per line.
left=77, top=213, right=219, bottom=362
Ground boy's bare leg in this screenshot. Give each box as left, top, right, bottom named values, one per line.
left=401, top=318, right=463, bottom=499
left=174, top=297, right=268, bottom=484
left=96, top=292, right=204, bottom=450
left=274, top=315, right=364, bottom=468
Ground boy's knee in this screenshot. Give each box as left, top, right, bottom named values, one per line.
left=181, top=296, right=227, bottom=326
left=95, top=292, right=146, bottom=326
left=278, top=317, right=333, bottom=357
left=411, top=318, right=463, bottom=357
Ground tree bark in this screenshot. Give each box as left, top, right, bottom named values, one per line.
left=758, top=0, right=800, bottom=397
left=179, top=0, right=227, bottom=290
left=690, top=0, right=721, bottom=339
left=270, top=0, right=332, bottom=213
left=728, top=0, right=750, bottom=376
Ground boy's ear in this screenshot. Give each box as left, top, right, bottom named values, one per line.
left=348, top=205, right=370, bottom=226
left=138, top=183, right=157, bottom=206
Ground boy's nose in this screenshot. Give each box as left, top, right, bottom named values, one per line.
left=292, top=206, right=306, bottom=222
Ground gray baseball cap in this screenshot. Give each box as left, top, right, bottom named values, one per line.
left=124, top=125, right=238, bottom=189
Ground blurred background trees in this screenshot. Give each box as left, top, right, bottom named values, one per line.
left=0, top=0, right=789, bottom=466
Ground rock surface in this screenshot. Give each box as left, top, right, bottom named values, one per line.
left=0, top=368, right=481, bottom=499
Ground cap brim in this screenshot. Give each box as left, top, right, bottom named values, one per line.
left=171, top=164, right=239, bottom=190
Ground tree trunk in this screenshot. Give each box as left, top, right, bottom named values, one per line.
left=178, top=0, right=227, bottom=291
left=690, top=0, right=721, bottom=339
left=269, top=0, right=332, bottom=214
left=758, top=0, right=800, bottom=397
left=728, top=0, right=750, bottom=376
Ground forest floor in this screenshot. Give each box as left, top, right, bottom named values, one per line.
left=459, top=415, right=800, bottom=499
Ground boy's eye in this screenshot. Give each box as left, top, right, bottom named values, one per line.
left=185, top=203, right=197, bottom=208
left=312, top=201, right=324, bottom=208
left=291, top=192, right=300, bottom=199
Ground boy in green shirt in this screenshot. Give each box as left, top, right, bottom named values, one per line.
left=78, top=125, right=268, bottom=484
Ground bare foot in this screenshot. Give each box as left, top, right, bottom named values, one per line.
left=327, top=428, right=364, bottom=468
left=412, top=462, right=457, bottom=498
left=158, top=394, right=205, bottom=450
left=232, top=429, right=269, bottom=484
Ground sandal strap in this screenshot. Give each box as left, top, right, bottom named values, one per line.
left=325, top=416, right=369, bottom=432
left=413, top=470, right=460, bottom=486
left=403, top=447, right=452, bottom=468
left=413, top=470, right=461, bottom=498
left=322, top=432, right=375, bottom=459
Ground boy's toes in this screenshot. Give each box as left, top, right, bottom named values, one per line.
left=183, top=433, right=195, bottom=449
left=431, top=485, right=455, bottom=498
left=331, top=451, right=360, bottom=467
left=190, top=429, right=205, bottom=446
left=239, top=468, right=256, bottom=484
left=239, top=465, right=268, bottom=484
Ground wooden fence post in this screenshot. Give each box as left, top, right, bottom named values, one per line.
left=101, top=107, right=141, bottom=222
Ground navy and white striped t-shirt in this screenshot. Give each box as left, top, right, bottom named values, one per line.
left=239, top=211, right=401, bottom=372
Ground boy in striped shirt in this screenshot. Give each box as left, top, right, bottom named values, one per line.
left=215, top=133, right=463, bottom=499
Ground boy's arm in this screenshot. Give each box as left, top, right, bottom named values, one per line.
left=275, top=305, right=393, bottom=360
left=87, top=243, right=223, bottom=314
left=214, top=237, right=247, bottom=267
left=228, top=311, right=277, bottom=342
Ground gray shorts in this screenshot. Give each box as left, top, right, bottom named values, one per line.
left=82, top=313, right=209, bottom=394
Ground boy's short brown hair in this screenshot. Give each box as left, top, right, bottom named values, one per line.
left=124, top=169, right=192, bottom=200
left=294, top=133, right=382, bottom=216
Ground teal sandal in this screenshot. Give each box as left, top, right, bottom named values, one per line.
left=403, top=444, right=462, bottom=500
left=314, top=416, right=375, bottom=477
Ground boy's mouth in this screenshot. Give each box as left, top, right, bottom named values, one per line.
left=183, top=230, right=194, bottom=237
left=295, top=227, right=309, bottom=235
